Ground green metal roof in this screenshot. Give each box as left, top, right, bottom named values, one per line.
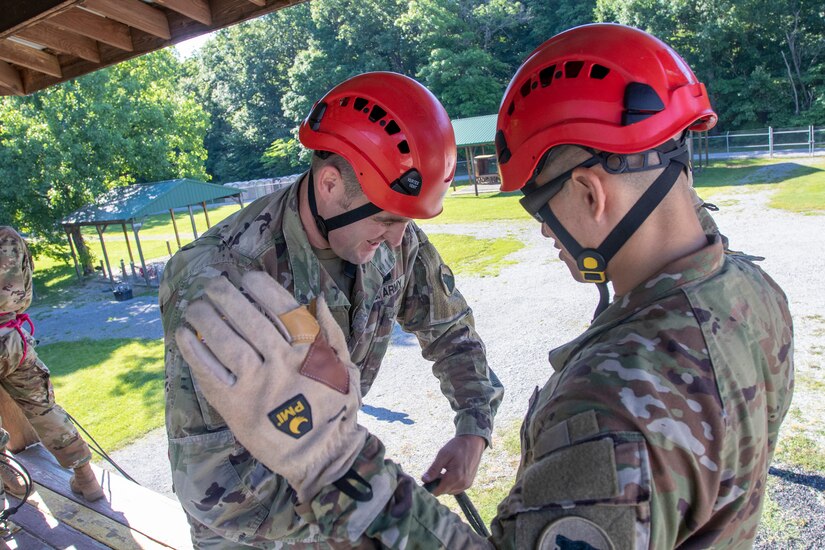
left=62, top=179, right=241, bottom=226
left=451, top=114, right=497, bottom=147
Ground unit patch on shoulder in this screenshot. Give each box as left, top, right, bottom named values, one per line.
left=268, top=394, right=313, bottom=439
left=537, top=517, right=615, bottom=550
left=439, top=264, right=455, bottom=294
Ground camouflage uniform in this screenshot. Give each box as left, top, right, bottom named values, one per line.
left=300, top=236, right=794, bottom=549
left=0, top=227, right=93, bottom=507
left=159, top=178, right=503, bottom=547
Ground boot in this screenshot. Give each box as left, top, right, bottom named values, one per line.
left=0, top=456, right=26, bottom=499
left=69, top=463, right=104, bottom=502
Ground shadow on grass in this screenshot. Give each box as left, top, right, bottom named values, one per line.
left=769, top=466, right=825, bottom=491
left=32, top=261, right=79, bottom=306
left=40, top=338, right=163, bottom=404
left=694, top=162, right=821, bottom=189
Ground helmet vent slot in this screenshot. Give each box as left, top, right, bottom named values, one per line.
left=539, top=64, right=556, bottom=87
left=564, top=61, right=584, bottom=78
left=369, top=105, right=387, bottom=122
left=520, top=79, right=532, bottom=97
left=353, top=97, right=369, bottom=111
left=590, top=64, right=610, bottom=79
left=397, top=140, right=410, bottom=154
left=339, top=97, right=350, bottom=107
left=384, top=120, right=401, bottom=135
left=507, top=100, right=515, bottom=116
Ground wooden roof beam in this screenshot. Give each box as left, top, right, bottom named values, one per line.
left=0, top=60, right=24, bottom=95
left=0, top=40, right=61, bottom=78
left=247, top=0, right=267, bottom=6
left=0, top=0, right=80, bottom=39
left=81, top=0, right=171, bottom=41
left=49, top=8, right=133, bottom=51
left=154, top=0, right=212, bottom=26
left=16, top=22, right=101, bottom=63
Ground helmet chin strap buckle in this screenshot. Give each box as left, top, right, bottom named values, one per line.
left=577, top=250, right=607, bottom=284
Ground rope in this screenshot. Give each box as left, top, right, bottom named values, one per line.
left=0, top=453, right=33, bottom=521
left=66, top=412, right=137, bottom=484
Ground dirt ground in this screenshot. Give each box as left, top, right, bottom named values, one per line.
left=27, top=171, right=825, bottom=546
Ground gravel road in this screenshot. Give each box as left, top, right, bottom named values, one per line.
left=26, top=168, right=825, bottom=547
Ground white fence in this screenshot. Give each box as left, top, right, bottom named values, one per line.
left=223, top=174, right=300, bottom=203
left=693, top=125, right=825, bottom=158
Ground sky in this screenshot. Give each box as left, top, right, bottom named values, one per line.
left=174, top=33, right=215, bottom=59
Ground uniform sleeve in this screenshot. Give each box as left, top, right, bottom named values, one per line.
left=161, top=256, right=314, bottom=545
left=396, top=228, right=503, bottom=444
left=302, top=434, right=493, bottom=549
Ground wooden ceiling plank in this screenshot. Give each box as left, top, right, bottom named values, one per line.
left=49, top=8, right=133, bottom=51
left=82, top=0, right=171, bottom=40
left=16, top=23, right=101, bottom=63
left=0, top=1, right=80, bottom=39
left=247, top=0, right=267, bottom=6
left=0, top=59, right=24, bottom=95
left=23, top=0, right=307, bottom=95
left=154, top=0, right=212, bottom=26
left=0, top=40, right=62, bottom=78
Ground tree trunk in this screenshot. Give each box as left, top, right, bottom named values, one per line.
left=68, top=225, right=95, bottom=275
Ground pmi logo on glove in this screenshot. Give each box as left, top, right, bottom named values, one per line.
left=269, top=394, right=313, bottom=439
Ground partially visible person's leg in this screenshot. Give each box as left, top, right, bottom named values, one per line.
left=1, top=343, right=103, bottom=501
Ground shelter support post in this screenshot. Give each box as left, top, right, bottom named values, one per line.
left=169, top=209, right=181, bottom=248
left=236, top=194, right=244, bottom=208
left=132, top=222, right=151, bottom=287
left=63, top=225, right=82, bottom=280
left=95, top=224, right=114, bottom=286
left=465, top=146, right=478, bottom=196
left=188, top=205, right=198, bottom=240
left=121, top=223, right=135, bottom=266
left=202, top=201, right=211, bottom=228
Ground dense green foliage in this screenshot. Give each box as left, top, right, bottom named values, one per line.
left=2, top=0, right=824, bottom=248
left=0, top=50, right=208, bottom=260
left=187, top=0, right=824, bottom=184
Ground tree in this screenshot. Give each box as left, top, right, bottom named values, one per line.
left=185, top=5, right=312, bottom=182
left=0, top=50, right=208, bottom=269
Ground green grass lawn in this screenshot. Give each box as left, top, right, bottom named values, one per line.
left=438, top=192, right=528, bottom=224
left=693, top=157, right=825, bottom=209
left=428, top=233, right=524, bottom=277
left=39, top=338, right=165, bottom=451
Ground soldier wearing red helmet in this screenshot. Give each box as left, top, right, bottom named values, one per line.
left=160, top=72, right=502, bottom=547
left=176, top=25, right=793, bottom=549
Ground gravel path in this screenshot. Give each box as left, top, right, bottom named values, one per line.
left=26, top=169, right=825, bottom=545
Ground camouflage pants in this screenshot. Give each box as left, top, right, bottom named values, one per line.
left=0, top=331, right=91, bottom=507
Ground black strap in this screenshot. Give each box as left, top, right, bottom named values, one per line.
left=306, top=171, right=382, bottom=240
left=332, top=468, right=374, bottom=502
left=424, top=480, right=490, bottom=538
left=595, top=158, right=685, bottom=265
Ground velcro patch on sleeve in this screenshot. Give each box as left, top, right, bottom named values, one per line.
left=537, top=517, right=615, bottom=550
left=523, top=437, right=618, bottom=506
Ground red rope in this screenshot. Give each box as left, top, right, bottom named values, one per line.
left=0, top=313, right=34, bottom=366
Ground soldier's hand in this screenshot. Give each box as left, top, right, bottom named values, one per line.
left=175, top=271, right=367, bottom=502
left=421, top=435, right=486, bottom=496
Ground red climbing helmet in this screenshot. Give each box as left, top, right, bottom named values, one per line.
left=299, top=72, right=456, bottom=219
left=495, top=23, right=717, bottom=191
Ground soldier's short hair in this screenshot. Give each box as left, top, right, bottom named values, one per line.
left=310, top=153, right=364, bottom=208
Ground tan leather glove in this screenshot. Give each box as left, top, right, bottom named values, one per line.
left=175, top=271, right=367, bottom=503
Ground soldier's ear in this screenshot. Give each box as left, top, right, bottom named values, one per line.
left=569, top=166, right=607, bottom=224
left=315, top=165, right=345, bottom=203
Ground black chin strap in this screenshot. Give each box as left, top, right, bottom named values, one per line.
left=530, top=139, right=689, bottom=320
left=306, top=170, right=381, bottom=240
